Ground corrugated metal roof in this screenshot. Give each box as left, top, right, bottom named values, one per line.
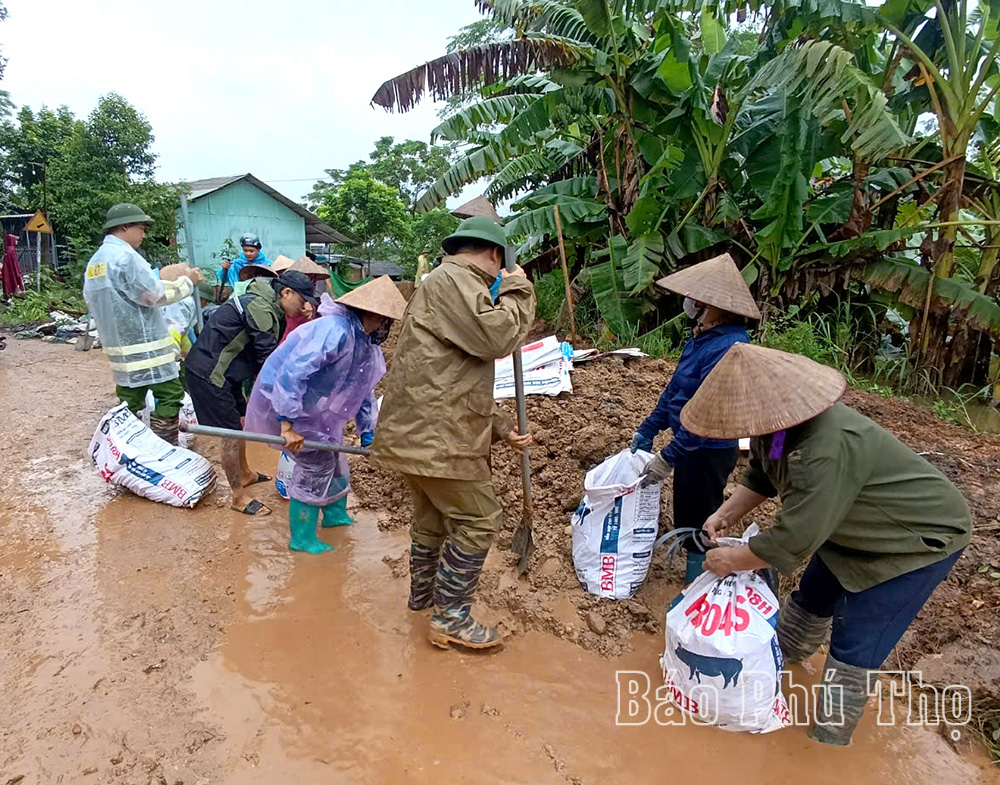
left=346, top=259, right=404, bottom=278
left=185, top=173, right=351, bottom=245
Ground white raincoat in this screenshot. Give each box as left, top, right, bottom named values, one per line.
left=83, top=235, right=194, bottom=387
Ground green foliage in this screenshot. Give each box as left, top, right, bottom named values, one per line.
left=584, top=236, right=649, bottom=337
left=0, top=94, right=181, bottom=272
left=0, top=269, right=86, bottom=326
left=533, top=268, right=568, bottom=322
left=760, top=316, right=835, bottom=365
left=308, top=136, right=458, bottom=211
left=211, top=238, right=240, bottom=263
left=317, top=173, right=411, bottom=261
left=398, top=209, right=459, bottom=276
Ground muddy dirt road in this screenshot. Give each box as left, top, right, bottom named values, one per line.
left=1, top=340, right=997, bottom=784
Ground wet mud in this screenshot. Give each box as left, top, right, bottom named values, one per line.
left=1, top=339, right=998, bottom=783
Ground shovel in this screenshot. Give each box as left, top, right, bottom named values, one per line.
left=179, top=422, right=371, bottom=456
left=505, top=247, right=534, bottom=574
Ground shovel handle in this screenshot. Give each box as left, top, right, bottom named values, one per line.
left=179, top=422, right=371, bottom=456
left=511, top=347, right=533, bottom=517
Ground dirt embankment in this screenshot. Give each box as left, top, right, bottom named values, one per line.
left=351, top=325, right=1000, bottom=712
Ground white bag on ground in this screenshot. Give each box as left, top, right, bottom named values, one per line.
left=178, top=394, right=198, bottom=450
left=275, top=450, right=295, bottom=500
left=571, top=449, right=662, bottom=599
left=89, top=402, right=216, bottom=508
left=660, top=525, right=791, bottom=733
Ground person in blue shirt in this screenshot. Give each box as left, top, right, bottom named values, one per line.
left=217, top=233, right=270, bottom=297
left=630, top=253, right=761, bottom=584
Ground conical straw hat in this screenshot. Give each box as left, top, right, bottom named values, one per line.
left=680, top=343, right=847, bottom=438
left=655, top=253, right=761, bottom=320
left=238, top=263, right=277, bottom=281
left=271, top=254, right=297, bottom=273
left=336, top=275, right=407, bottom=320
left=289, top=256, right=331, bottom=279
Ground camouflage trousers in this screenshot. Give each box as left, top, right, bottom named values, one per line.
left=401, top=474, right=504, bottom=553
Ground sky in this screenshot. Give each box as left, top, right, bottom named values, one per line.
left=2, top=0, right=483, bottom=203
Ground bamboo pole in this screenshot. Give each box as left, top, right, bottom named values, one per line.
left=553, top=205, right=577, bottom=342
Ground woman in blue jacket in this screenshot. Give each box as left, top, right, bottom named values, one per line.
left=630, top=254, right=761, bottom=583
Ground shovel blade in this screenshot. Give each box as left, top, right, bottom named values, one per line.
left=511, top=524, right=534, bottom=576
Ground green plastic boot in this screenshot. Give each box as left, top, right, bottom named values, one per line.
left=321, top=496, right=354, bottom=528
left=778, top=595, right=832, bottom=664
left=809, top=654, right=871, bottom=746
left=289, top=499, right=334, bottom=554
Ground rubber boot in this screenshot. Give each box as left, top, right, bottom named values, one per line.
left=809, top=654, right=870, bottom=746
left=288, top=499, right=334, bottom=554
left=428, top=540, right=503, bottom=650
left=408, top=542, right=441, bottom=611
left=149, top=414, right=180, bottom=446
left=321, top=496, right=353, bottom=528
left=778, top=595, right=831, bottom=664
left=683, top=552, right=706, bottom=584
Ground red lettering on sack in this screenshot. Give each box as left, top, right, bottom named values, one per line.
left=745, top=586, right=775, bottom=616
left=664, top=676, right=700, bottom=715
left=773, top=697, right=792, bottom=725
left=600, top=555, right=616, bottom=592
left=687, top=592, right=751, bottom=637
left=159, top=479, right=188, bottom=500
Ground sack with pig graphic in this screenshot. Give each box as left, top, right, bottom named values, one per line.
left=659, top=525, right=791, bottom=733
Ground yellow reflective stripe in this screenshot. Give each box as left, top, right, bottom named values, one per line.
left=161, top=277, right=194, bottom=304
left=107, top=353, right=177, bottom=372
left=103, top=336, right=174, bottom=357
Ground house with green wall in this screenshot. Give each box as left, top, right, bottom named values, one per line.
left=177, top=173, right=349, bottom=276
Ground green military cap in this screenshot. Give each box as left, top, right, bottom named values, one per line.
left=103, top=203, right=155, bottom=231
left=441, top=216, right=506, bottom=255
left=196, top=279, right=215, bottom=300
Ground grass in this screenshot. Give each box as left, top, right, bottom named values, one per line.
left=0, top=271, right=86, bottom=327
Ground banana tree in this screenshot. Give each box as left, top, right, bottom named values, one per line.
left=878, top=0, right=1000, bottom=375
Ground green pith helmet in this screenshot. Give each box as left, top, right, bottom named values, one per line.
left=103, top=203, right=155, bottom=231
left=441, top=215, right=506, bottom=255
left=196, top=279, right=215, bottom=300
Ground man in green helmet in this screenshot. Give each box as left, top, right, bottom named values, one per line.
left=83, top=203, right=204, bottom=444
left=372, top=215, right=536, bottom=651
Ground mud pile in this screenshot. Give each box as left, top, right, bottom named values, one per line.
left=351, top=328, right=1000, bottom=696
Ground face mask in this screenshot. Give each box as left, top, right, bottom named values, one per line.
left=370, top=318, right=392, bottom=345
left=683, top=297, right=705, bottom=321
left=489, top=274, right=502, bottom=302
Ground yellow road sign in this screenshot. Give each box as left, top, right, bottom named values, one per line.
left=25, top=210, right=53, bottom=234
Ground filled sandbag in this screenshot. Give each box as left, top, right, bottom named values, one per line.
left=89, top=403, right=216, bottom=507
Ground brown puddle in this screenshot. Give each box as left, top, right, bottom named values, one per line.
left=196, top=462, right=999, bottom=785
left=2, top=357, right=996, bottom=785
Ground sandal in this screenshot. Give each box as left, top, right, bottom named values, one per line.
left=244, top=472, right=273, bottom=487
left=232, top=499, right=272, bottom=516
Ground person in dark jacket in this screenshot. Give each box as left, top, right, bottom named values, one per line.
left=186, top=271, right=317, bottom=516
left=630, top=253, right=761, bottom=584
left=682, top=343, right=971, bottom=746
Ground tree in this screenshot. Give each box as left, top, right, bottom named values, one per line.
left=399, top=209, right=460, bottom=275
left=307, top=136, right=458, bottom=210
left=0, top=93, right=181, bottom=267
left=317, top=173, right=411, bottom=268
left=364, top=0, right=1000, bottom=404
left=0, top=105, right=75, bottom=207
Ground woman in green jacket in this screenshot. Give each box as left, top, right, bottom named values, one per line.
left=681, top=343, right=972, bottom=746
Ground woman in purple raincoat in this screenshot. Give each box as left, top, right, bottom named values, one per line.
left=245, top=276, right=407, bottom=554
